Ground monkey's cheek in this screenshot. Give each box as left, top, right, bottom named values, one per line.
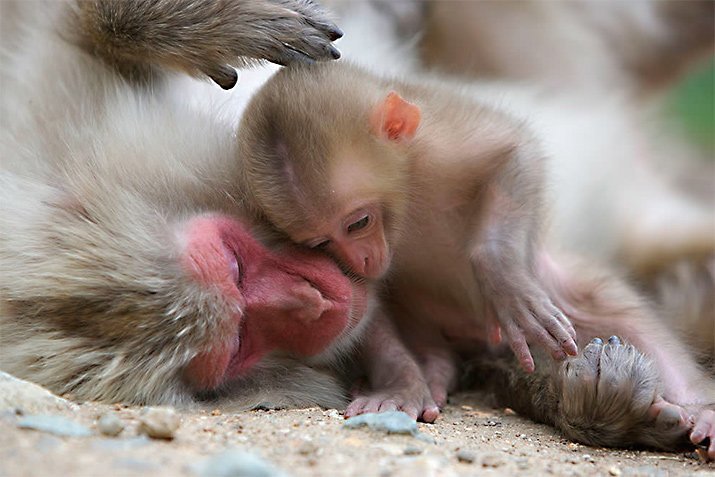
left=184, top=338, right=240, bottom=391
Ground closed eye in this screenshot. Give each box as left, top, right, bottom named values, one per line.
left=310, top=239, right=331, bottom=250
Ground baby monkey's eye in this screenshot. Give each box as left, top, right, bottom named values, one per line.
left=347, top=215, right=370, bottom=233
left=311, top=239, right=331, bottom=250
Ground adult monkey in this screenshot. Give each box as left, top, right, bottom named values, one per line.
left=0, top=0, right=372, bottom=409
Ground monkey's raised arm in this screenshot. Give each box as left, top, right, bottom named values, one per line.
left=72, top=0, right=343, bottom=88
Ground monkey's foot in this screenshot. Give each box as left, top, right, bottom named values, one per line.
left=346, top=380, right=440, bottom=423
left=557, top=336, right=691, bottom=450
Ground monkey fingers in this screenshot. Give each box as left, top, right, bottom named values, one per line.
left=346, top=381, right=440, bottom=423
left=243, top=0, right=343, bottom=67
left=691, top=409, right=715, bottom=461
left=493, top=293, right=577, bottom=372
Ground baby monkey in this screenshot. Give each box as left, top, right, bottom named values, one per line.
left=239, top=62, right=577, bottom=375
left=238, top=61, right=715, bottom=454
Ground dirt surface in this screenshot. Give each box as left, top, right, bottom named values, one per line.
left=2, top=388, right=713, bottom=477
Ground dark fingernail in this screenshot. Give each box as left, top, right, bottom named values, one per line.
left=328, top=25, right=343, bottom=41
left=328, top=45, right=341, bottom=60
left=590, top=337, right=603, bottom=345
left=208, top=66, right=238, bottom=90
left=608, top=336, right=621, bottom=345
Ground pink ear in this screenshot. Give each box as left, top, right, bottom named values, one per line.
left=371, top=91, right=421, bottom=142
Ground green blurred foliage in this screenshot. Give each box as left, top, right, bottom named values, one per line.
left=666, top=57, right=714, bottom=157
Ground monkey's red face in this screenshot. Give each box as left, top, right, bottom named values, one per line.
left=179, top=215, right=367, bottom=391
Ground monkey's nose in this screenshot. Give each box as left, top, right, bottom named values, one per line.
left=288, top=282, right=332, bottom=323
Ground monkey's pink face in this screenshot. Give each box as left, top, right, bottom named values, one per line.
left=178, top=215, right=367, bottom=391
left=298, top=202, right=391, bottom=280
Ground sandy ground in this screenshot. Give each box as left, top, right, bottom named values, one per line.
left=2, top=385, right=713, bottom=477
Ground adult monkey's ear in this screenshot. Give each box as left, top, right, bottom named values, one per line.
left=370, top=91, right=421, bottom=142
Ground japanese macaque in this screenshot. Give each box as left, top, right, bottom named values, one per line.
left=236, top=61, right=715, bottom=456
left=0, top=0, right=372, bottom=409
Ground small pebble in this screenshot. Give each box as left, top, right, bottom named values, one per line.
left=17, top=414, right=92, bottom=437
left=97, top=412, right=124, bottom=437
left=582, top=453, right=595, bottom=463
left=138, top=407, right=180, bottom=440
left=456, top=449, right=476, bottom=464
left=343, top=411, right=417, bottom=436
left=609, top=466, right=622, bottom=476
left=298, top=441, right=318, bottom=456
left=481, top=452, right=506, bottom=468
left=192, top=450, right=288, bottom=477
left=210, top=409, right=222, bottom=416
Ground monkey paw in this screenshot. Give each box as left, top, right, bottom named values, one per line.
left=346, top=380, right=440, bottom=423
left=204, top=0, right=342, bottom=87
left=557, top=336, right=691, bottom=450
left=487, top=283, right=577, bottom=373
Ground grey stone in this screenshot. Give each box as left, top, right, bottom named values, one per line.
left=0, top=371, right=76, bottom=414
left=343, top=411, right=418, bottom=436
left=17, top=414, right=92, bottom=437
left=456, top=449, right=476, bottom=463
left=138, top=406, right=180, bottom=439
left=192, top=450, right=289, bottom=477
left=97, top=412, right=124, bottom=437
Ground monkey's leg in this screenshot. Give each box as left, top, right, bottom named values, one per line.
left=466, top=338, right=704, bottom=453
left=73, top=0, right=342, bottom=88
left=398, top=317, right=458, bottom=409
left=346, top=310, right=441, bottom=423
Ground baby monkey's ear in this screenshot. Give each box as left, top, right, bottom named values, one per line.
left=370, top=91, right=421, bottom=142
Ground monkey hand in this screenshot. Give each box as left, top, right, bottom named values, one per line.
left=76, top=0, right=342, bottom=90
left=203, top=0, right=343, bottom=87
left=557, top=337, right=695, bottom=451
left=481, top=273, right=577, bottom=373
left=345, top=375, right=440, bottom=423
